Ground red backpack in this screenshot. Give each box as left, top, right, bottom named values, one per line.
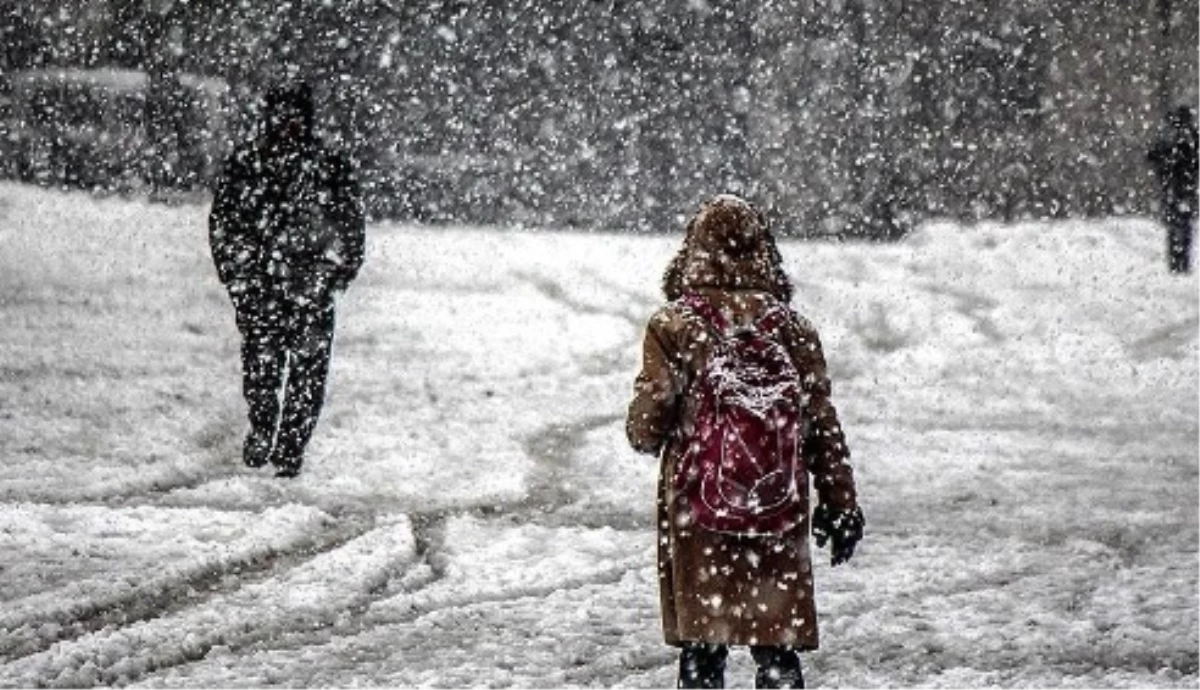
left=673, top=292, right=808, bottom=536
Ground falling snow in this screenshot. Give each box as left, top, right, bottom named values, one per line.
left=0, top=183, right=1195, bottom=687
left=0, top=1, right=1197, bottom=687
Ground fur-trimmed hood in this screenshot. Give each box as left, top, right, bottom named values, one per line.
left=662, top=194, right=793, bottom=302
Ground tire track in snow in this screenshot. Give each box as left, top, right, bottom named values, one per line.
left=134, top=550, right=653, bottom=686
left=384, top=412, right=625, bottom=601
left=145, top=515, right=649, bottom=683
left=1127, top=316, right=1199, bottom=361
left=521, top=413, right=624, bottom=513
left=8, top=270, right=648, bottom=685
left=120, top=406, right=626, bottom=682
left=0, top=516, right=413, bottom=688
left=512, top=270, right=648, bottom=331
left=918, top=282, right=1004, bottom=343
left=137, top=407, right=634, bottom=678
left=363, top=557, right=644, bottom=632
left=507, top=268, right=646, bottom=517
left=512, top=269, right=651, bottom=376
left=211, top=377, right=634, bottom=669
left=0, top=458, right=249, bottom=509
left=316, top=267, right=653, bottom=648
left=0, top=510, right=374, bottom=667
left=0, top=410, right=254, bottom=509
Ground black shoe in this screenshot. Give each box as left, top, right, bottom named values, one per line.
left=270, top=445, right=303, bottom=478
left=243, top=429, right=272, bottom=468
left=751, top=647, right=804, bottom=689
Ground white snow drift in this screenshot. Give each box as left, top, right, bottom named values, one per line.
left=0, top=183, right=1195, bottom=687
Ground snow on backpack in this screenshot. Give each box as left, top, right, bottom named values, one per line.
left=673, top=292, right=808, bottom=536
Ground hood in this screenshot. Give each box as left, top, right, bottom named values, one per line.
left=662, top=194, right=793, bottom=302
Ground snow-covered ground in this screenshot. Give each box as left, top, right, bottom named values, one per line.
left=0, top=182, right=1195, bottom=688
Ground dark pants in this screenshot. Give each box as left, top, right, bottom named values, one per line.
left=1166, top=213, right=1195, bottom=274
left=678, top=643, right=803, bottom=689
left=232, top=286, right=335, bottom=469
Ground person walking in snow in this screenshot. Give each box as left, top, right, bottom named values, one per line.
left=1148, top=105, right=1199, bottom=274
left=209, top=81, right=365, bottom=478
left=626, top=195, right=863, bottom=688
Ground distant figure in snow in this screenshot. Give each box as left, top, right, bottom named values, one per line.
left=626, top=195, right=863, bottom=688
left=208, top=81, right=365, bottom=478
left=1148, top=105, right=1199, bottom=274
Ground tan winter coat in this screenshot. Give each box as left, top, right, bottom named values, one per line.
left=626, top=196, right=858, bottom=650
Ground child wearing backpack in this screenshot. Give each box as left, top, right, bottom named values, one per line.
left=626, top=195, right=863, bottom=689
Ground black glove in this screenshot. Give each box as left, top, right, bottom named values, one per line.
left=812, top=504, right=864, bottom=567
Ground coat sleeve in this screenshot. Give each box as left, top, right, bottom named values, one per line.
left=789, top=319, right=858, bottom=516
left=207, top=153, right=255, bottom=287
left=626, top=309, right=683, bottom=455
left=327, top=153, right=366, bottom=289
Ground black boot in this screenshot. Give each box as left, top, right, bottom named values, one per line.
left=678, top=643, right=728, bottom=689
left=270, top=442, right=303, bottom=478
left=243, top=428, right=273, bottom=468
left=750, top=646, right=803, bottom=689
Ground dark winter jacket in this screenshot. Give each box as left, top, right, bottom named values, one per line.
left=626, top=195, right=859, bottom=650
left=1148, top=107, right=1199, bottom=220
left=209, top=125, right=364, bottom=304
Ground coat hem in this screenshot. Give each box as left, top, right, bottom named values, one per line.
left=663, top=635, right=819, bottom=652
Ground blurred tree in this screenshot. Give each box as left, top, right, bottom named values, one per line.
left=2, top=0, right=1195, bottom=230
left=1157, top=0, right=1173, bottom=119
left=0, top=4, right=49, bottom=72
left=143, top=0, right=193, bottom=190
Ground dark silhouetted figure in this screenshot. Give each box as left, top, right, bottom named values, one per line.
left=1148, top=105, right=1199, bottom=273
left=209, top=82, right=365, bottom=478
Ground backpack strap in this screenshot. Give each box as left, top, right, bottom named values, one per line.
left=680, top=292, right=730, bottom=333
left=755, top=302, right=792, bottom=334
left=682, top=291, right=793, bottom=336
